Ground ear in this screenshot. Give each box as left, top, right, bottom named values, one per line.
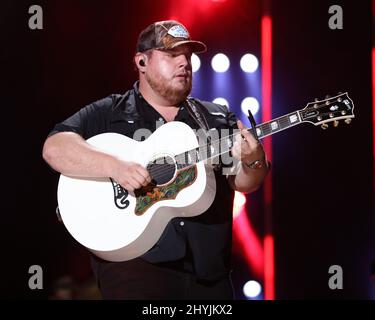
left=134, top=53, right=147, bottom=72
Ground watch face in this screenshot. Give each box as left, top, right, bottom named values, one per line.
left=251, top=160, right=263, bottom=169
left=246, top=159, right=263, bottom=169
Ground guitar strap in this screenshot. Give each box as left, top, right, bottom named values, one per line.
left=184, top=98, right=211, bottom=133
left=185, top=98, right=222, bottom=170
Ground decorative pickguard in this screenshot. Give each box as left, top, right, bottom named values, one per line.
left=135, top=166, right=197, bottom=215
left=110, top=178, right=130, bottom=209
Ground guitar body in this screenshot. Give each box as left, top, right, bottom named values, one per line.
left=57, top=121, right=216, bottom=262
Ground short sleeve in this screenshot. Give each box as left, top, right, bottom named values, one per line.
left=48, top=95, right=116, bottom=139
left=225, top=109, right=238, bottom=129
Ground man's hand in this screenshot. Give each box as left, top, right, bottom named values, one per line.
left=231, top=120, right=265, bottom=166
left=111, top=159, right=152, bottom=193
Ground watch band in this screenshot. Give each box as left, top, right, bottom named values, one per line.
left=245, top=158, right=265, bottom=170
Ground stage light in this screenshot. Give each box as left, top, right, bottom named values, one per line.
left=241, top=97, right=259, bottom=116
left=192, top=54, right=201, bottom=73
left=211, top=53, right=230, bottom=72
left=243, top=280, right=262, bottom=299
left=212, top=97, right=229, bottom=108
left=240, top=53, right=259, bottom=73
left=233, top=191, right=246, bottom=219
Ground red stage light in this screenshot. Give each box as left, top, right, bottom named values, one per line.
left=233, top=192, right=264, bottom=279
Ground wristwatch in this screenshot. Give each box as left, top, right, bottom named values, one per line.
left=245, top=159, right=265, bottom=170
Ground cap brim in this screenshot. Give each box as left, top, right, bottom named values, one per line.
left=170, top=40, right=207, bottom=54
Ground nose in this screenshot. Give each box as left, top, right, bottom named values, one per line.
left=178, top=54, right=191, bottom=69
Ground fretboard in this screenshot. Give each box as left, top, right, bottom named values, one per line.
left=175, top=110, right=302, bottom=169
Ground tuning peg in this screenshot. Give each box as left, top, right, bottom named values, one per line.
left=333, top=120, right=339, bottom=127
left=344, top=118, right=352, bottom=124
left=321, top=123, right=329, bottom=130
left=325, top=95, right=331, bottom=105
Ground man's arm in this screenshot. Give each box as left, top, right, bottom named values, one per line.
left=227, top=120, right=269, bottom=193
left=42, top=132, right=151, bottom=192
left=227, top=159, right=269, bottom=193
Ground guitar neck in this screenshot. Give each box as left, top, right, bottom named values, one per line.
left=252, top=110, right=302, bottom=139
left=175, top=110, right=303, bottom=169
left=175, top=92, right=354, bottom=169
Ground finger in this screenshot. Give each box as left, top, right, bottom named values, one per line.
left=128, top=176, right=143, bottom=190
left=235, top=132, right=250, bottom=153
left=231, top=146, right=241, bottom=161
left=237, top=120, right=245, bottom=130
left=235, top=131, right=244, bottom=143
left=241, top=129, right=257, bottom=145
left=236, top=120, right=255, bottom=144
left=133, top=173, right=149, bottom=187
left=135, top=165, right=152, bottom=182
left=231, top=141, right=243, bottom=160
left=122, top=183, right=134, bottom=193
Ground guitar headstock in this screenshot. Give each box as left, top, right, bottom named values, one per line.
left=299, top=93, right=355, bottom=129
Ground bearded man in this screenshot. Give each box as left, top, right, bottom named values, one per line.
left=43, top=20, right=268, bottom=300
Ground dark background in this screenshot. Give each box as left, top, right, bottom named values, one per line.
left=2, top=0, right=374, bottom=299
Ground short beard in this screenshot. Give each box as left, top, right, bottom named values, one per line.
left=146, top=73, right=192, bottom=105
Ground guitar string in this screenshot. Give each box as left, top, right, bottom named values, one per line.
left=145, top=128, right=257, bottom=180
left=147, top=114, right=298, bottom=179
left=139, top=110, right=343, bottom=180
left=146, top=118, right=296, bottom=180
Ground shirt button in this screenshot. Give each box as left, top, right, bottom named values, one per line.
left=180, top=221, right=185, bottom=226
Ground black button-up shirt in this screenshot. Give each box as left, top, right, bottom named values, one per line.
left=50, top=82, right=237, bottom=281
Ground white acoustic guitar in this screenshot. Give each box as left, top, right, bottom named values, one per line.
left=57, top=93, right=354, bottom=261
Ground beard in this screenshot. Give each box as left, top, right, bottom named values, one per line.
left=145, top=71, right=192, bottom=105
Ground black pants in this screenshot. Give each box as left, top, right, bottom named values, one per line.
left=91, top=257, right=234, bottom=300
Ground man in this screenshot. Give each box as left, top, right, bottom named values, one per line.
left=43, top=20, right=269, bottom=299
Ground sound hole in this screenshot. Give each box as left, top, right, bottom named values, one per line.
left=147, top=156, right=176, bottom=185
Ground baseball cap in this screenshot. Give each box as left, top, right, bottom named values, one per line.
left=136, top=20, right=207, bottom=54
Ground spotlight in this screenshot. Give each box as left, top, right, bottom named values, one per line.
left=240, top=53, right=259, bottom=73
left=212, top=97, right=229, bottom=108
left=192, top=54, right=201, bottom=73
left=241, top=97, right=259, bottom=116
left=211, top=53, right=230, bottom=72
left=243, top=280, right=262, bottom=299
left=233, top=191, right=246, bottom=219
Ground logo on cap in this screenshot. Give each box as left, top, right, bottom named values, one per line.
left=167, top=25, right=189, bottom=39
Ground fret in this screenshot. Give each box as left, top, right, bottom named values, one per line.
left=254, top=112, right=301, bottom=139
left=175, top=110, right=304, bottom=168
left=278, top=116, right=291, bottom=130
left=260, top=122, right=272, bottom=136
left=288, top=113, right=299, bottom=124
left=270, top=120, right=279, bottom=131
left=173, top=93, right=355, bottom=170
